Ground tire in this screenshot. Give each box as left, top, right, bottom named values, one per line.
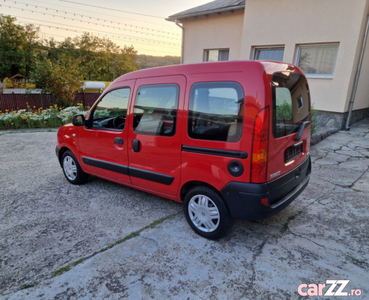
left=61, top=150, right=88, bottom=185
left=183, top=186, right=234, bottom=240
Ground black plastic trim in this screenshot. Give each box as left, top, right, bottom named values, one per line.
left=82, top=157, right=129, bottom=175
left=221, top=156, right=311, bottom=220
left=182, top=145, right=247, bottom=159
left=82, top=156, right=173, bottom=185
left=129, top=167, right=174, bottom=185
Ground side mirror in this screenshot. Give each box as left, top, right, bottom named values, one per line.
left=72, top=114, right=85, bottom=126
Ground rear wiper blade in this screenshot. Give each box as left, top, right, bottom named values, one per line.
left=295, top=121, right=310, bottom=141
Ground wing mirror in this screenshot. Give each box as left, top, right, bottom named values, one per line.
left=72, top=114, right=85, bottom=126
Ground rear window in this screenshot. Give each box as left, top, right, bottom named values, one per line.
left=272, top=72, right=310, bottom=138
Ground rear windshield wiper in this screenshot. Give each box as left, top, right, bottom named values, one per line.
left=295, top=121, right=310, bottom=141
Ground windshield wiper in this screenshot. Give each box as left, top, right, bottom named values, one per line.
left=295, top=121, right=310, bottom=141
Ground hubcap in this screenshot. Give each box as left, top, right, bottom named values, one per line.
left=63, top=156, right=77, bottom=181
left=188, top=194, right=220, bottom=233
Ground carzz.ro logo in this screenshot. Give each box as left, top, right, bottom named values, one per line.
left=298, top=280, right=362, bottom=297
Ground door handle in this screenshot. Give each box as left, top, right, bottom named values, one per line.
left=114, top=137, right=124, bottom=145
left=132, top=139, right=141, bottom=152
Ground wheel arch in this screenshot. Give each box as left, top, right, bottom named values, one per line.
left=58, top=147, right=82, bottom=169
left=57, top=146, right=70, bottom=166
left=180, top=181, right=220, bottom=202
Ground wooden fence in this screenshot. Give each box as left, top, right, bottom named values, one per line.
left=0, top=92, right=101, bottom=112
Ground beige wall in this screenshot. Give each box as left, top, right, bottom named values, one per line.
left=182, top=10, right=244, bottom=64
left=241, top=0, right=369, bottom=113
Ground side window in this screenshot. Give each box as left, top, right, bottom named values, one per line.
left=133, top=84, right=179, bottom=136
left=91, top=88, right=130, bottom=130
left=188, top=82, right=244, bottom=142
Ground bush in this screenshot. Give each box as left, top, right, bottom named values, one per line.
left=0, top=104, right=88, bottom=130
left=311, top=105, right=319, bottom=135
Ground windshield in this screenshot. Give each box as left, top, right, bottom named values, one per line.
left=272, top=72, right=311, bottom=138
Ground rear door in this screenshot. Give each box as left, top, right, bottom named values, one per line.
left=268, top=71, right=311, bottom=180
left=127, top=76, right=186, bottom=197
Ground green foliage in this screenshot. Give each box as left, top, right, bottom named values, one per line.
left=0, top=15, right=40, bottom=78
left=276, top=102, right=293, bottom=121
left=1, top=15, right=139, bottom=82
left=71, top=33, right=138, bottom=80
left=310, top=105, right=319, bottom=135
left=30, top=54, right=83, bottom=107
left=136, top=55, right=180, bottom=69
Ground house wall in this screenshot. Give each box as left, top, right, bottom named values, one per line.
left=240, top=0, right=369, bottom=114
left=181, top=10, right=244, bottom=64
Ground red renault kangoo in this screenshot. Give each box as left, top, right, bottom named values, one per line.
left=56, top=61, right=312, bottom=239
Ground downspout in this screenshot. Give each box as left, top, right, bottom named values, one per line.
left=345, top=15, right=369, bottom=130
left=175, top=19, right=184, bottom=64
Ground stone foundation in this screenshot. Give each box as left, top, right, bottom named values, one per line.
left=311, top=108, right=369, bottom=145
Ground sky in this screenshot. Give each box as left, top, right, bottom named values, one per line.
left=0, top=0, right=211, bottom=56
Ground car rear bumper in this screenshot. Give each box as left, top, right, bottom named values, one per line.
left=221, top=156, right=311, bottom=220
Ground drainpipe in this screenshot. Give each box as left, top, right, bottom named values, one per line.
left=345, top=15, right=369, bottom=130
left=175, top=19, right=184, bottom=64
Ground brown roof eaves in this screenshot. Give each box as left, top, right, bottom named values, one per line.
left=167, top=0, right=245, bottom=22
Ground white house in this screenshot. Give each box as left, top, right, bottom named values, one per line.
left=168, top=0, right=369, bottom=131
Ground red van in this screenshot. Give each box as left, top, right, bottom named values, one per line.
left=56, top=61, right=311, bottom=239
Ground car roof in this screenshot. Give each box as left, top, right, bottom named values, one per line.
left=113, top=61, right=299, bottom=83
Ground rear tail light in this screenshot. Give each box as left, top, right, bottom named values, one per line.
left=251, top=107, right=269, bottom=183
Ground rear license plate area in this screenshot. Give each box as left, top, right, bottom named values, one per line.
left=285, top=142, right=303, bottom=163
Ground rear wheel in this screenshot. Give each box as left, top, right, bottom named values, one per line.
left=61, top=150, right=88, bottom=184
left=183, top=186, right=233, bottom=240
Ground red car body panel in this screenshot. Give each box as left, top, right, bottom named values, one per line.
left=57, top=61, right=311, bottom=219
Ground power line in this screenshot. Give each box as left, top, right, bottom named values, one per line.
left=59, top=0, right=164, bottom=19
left=32, top=0, right=171, bottom=28
left=1, top=0, right=179, bottom=37
left=1, top=0, right=181, bottom=55
left=14, top=17, right=180, bottom=47
left=2, top=3, right=179, bottom=41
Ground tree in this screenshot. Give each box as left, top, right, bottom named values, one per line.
left=0, top=15, right=39, bottom=78
left=30, top=54, right=83, bottom=107
left=1, top=16, right=139, bottom=83
left=111, top=46, right=138, bottom=80
left=73, top=33, right=138, bottom=81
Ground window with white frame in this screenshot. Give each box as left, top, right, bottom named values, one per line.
left=253, top=47, right=284, bottom=61
left=296, top=44, right=339, bottom=78
left=204, top=49, right=229, bottom=62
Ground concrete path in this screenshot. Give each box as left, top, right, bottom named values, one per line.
left=1, top=119, right=368, bottom=299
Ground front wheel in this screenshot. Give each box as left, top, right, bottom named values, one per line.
left=61, top=150, right=88, bottom=184
left=183, top=186, right=233, bottom=240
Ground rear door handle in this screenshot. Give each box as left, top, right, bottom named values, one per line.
left=132, top=139, right=141, bottom=152
left=114, top=137, right=124, bottom=145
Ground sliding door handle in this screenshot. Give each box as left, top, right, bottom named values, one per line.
left=132, top=139, right=141, bottom=152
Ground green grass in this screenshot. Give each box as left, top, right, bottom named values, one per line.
left=20, top=282, right=38, bottom=290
